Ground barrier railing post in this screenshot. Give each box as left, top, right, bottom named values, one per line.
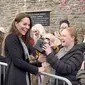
left=0, top=62, right=8, bottom=85
left=0, top=65, right=1, bottom=85
left=0, top=62, right=72, bottom=85
left=39, top=72, right=72, bottom=85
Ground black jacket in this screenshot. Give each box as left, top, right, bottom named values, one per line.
left=46, top=44, right=83, bottom=85
left=3, top=34, right=38, bottom=85
left=78, top=43, right=85, bottom=53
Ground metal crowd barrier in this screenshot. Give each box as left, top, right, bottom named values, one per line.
left=0, top=62, right=72, bottom=85
left=0, top=62, right=7, bottom=85
left=38, top=72, right=72, bottom=85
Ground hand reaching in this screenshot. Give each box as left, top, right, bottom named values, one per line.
left=54, top=31, right=61, bottom=40
left=42, top=42, right=52, bottom=55
left=38, top=54, right=46, bottom=63
left=38, top=67, right=45, bottom=72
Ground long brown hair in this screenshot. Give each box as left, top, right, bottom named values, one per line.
left=1, top=12, right=32, bottom=56
left=10, top=12, right=32, bottom=44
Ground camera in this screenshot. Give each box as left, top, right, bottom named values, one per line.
left=34, top=38, right=45, bottom=53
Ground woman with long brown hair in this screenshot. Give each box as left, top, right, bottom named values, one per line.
left=2, top=12, right=44, bottom=85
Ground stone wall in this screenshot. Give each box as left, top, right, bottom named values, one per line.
left=0, top=0, right=85, bottom=42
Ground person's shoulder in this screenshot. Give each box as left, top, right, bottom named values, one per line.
left=7, top=33, right=17, bottom=38
left=70, top=44, right=83, bottom=53
left=5, top=34, right=19, bottom=44
left=76, top=43, right=85, bottom=52
left=6, top=34, right=18, bottom=40
left=80, top=43, right=85, bottom=47
left=77, top=69, right=85, bottom=79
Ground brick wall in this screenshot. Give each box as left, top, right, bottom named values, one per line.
left=0, top=0, right=85, bottom=42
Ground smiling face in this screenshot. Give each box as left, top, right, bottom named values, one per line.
left=33, top=30, right=40, bottom=36
left=60, top=29, right=75, bottom=47
left=15, top=17, right=30, bottom=36
left=31, top=30, right=40, bottom=44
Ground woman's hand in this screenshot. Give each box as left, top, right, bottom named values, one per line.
left=54, top=31, right=61, bottom=40
left=38, top=67, right=45, bottom=72
left=42, top=43, right=52, bottom=55
left=38, top=54, right=46, bottom=63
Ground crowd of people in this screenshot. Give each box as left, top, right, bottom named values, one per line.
left=0, top=12, right=85, bottom=85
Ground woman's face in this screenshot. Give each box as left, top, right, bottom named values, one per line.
left=33, top=30, right=40, bottom=36
left=60, top=29, right=74, bottom=47
left=15, top=17, right=30, bottom=35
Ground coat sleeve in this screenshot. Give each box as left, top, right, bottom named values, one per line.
left=5, top=34, right=38, bottom=75
left=46, top=50, right=83, bottom=74
left=76, top=69, right=85, bottom=85
left=0, top=56, right=8, bottom=63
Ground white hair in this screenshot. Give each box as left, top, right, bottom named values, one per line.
left=31, top=24, right=46, bottom=44
left=31, top=24, right=46, bottom=36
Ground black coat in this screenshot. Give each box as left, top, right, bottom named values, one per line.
left=46, top=44, right=83, bottom=85
left=3, top=34, right=38, bottom=85
left=78, top=43, right=85, bottom=53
